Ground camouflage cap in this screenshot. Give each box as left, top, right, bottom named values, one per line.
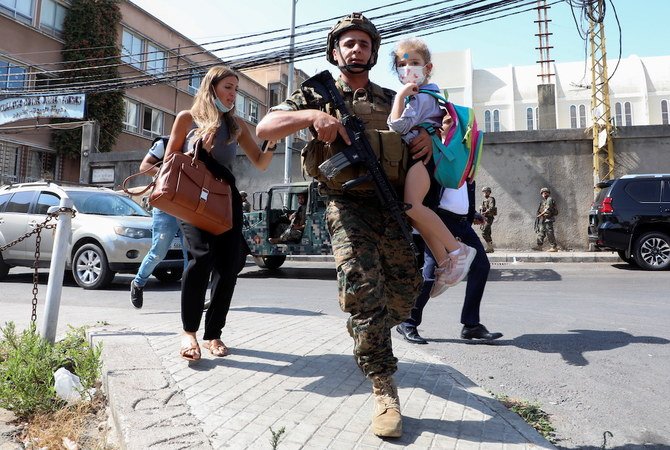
left=326, top=12, right=381, bottom=67
left=540, top=187, right=550, bottom=194
left=482, top=186, right=492, bottom=192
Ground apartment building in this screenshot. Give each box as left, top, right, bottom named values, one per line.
left=431, top=50, right=670, bottom=132
left=0, top=0, right=277, bottom=185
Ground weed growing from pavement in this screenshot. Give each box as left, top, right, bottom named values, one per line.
left=495, top=394, right=557, bottom=443
left=0, top=322, right=102, bottom=417
left=269, top=426, right=286, bottom=449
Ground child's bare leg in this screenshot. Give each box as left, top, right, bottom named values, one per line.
left=404, top=163, right=460, bottom=253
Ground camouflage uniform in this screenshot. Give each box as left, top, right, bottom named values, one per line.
left=272, top=78, right=422, bottom=378
left=479, top=195, right=496, bottom=245
left=536, top=194, right=557, bottom=248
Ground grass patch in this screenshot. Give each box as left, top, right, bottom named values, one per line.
left=495, top=393, right=557, bottom=443
left=0, top=322, right=108, bottom=447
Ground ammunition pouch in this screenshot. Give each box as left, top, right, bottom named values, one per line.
left=301, top=129, right=407, bottom=191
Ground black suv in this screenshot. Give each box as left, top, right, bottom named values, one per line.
left=588, top=174, right=670, bottom=270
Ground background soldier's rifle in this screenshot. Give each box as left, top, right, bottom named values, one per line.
left=302, top=70, right=416, bottom=252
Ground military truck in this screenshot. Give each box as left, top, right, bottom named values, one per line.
left=243, top=181, right=331, bottom=269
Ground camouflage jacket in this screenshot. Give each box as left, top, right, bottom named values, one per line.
left=537, top=196, right=557, bottom=221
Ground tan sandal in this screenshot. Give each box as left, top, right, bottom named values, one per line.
left=203, top=339, right=228, bottom=357
left=180, top=335, right=201, bottom=361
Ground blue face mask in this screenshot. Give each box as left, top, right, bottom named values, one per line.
left=214, top=97, right=232, bottom=113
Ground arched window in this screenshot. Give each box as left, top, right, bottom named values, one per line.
left=624, top=101, right=632, bottom=126
left=614, top=102, right=623, bottom=126
left=526, top=107, right=534, bottom=130
left=484, top=110, right=492, bottom=132
left=492, top=109, right=500, bottom=132
left=570, top=105, right=577, bottom=128
left=579, top=104, right=587, bottom=128
left=662, top=100, right=669, bottom=125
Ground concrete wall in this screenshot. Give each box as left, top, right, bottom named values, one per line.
left=94, top=125, right=670, bottom=250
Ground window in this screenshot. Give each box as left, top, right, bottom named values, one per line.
left=570, top=105, right=577, bottom=129
left=662, top=100, right=669, bottom=125
left=526, top=107, right=534, bottom=130
left=235, top=94, right=246, bottom=118
left=624, top=101, right=632, bottom=126
left=0, top=59, right=26, bottom=90
left=614, top=102, right=622, bottom=127
left=35, top=192, right=60, bottom=215
left=142, top=106, right=163, bottom=137
left=484, top=110, right=491, bottom=132
left=122, top=98, right=139, bottom=133
left=492, top=109, right=500, bottom=132
left=579, top=104, right=587, bottom=128
left=625, top=180, right=661, bottom=203
left=268, top=82, right=284, bottom=108
left=189, top=69, right=202, bottom=95
left=146, top=44, right=165, bottom=76
left=248, top=100, right=259, bottom=124
left=0, top=0, right=34, bottom=23
left=121, top=29, right=143, bottom=70
left=39, top=0, right=67, bottom=36
left=662, top=180, right=670, bottom=203
left=6, top=191, right=34, bottom=214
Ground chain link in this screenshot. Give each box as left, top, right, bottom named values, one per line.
left=0, top=207, right=76, bottom=325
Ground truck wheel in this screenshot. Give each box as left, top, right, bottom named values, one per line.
left=616, top=250, right=637, bottom=267
left=634, top=231, right=670, bottom=271
left=253, top=255, right=286, bottom=269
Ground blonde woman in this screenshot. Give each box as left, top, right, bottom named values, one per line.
left=165, top=65, right=275, bottom=361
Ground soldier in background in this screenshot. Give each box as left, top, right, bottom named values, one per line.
left=257, top=12, right=431, bottom=438
left=479, top=186, right=496, bottom=253
left=534, top=187, right=559, bottom=252
left=240, top=191, right=251, bottom=213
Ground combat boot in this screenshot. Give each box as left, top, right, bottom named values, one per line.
left=485, top=242, right=494, bottom=253
left=371, top=375, right=402, bottom=437
left=547, top=245, right=558, bottom=252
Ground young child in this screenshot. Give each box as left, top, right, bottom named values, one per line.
left=387, top=37, right=475, bottom=297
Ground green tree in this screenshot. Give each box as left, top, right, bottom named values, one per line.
left=52, top=0, right=123, bottom=157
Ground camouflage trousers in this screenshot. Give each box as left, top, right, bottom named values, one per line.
left=536, top=220, right=557, bottom=247
left=481, top=217, right=494, bottom=243
left=326, top=195, right=422, bottom=378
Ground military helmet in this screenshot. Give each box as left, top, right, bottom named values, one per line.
left=482, top=186, right=492, bottom=192
left=540, top=187, right=550, bottom=194
left=326, top=12, right=381, bottom=67
left=240, top=190, right=248, bottom=198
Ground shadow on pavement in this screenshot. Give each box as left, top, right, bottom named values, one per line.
left=239, top=267, right=336, bottom=280
left=186, top=348, right=533, bottom=446
left=430, top=329, right=669, bottom=366
left=230, top=306, right=324, bottom=316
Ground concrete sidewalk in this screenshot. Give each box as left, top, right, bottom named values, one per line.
left=94, top=307, right=556, bottom=449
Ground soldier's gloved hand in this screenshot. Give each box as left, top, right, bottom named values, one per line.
left=408, top=128, right=432, bottom=165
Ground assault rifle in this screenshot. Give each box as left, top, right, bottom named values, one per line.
left=301, top=70, right=416, bottom=252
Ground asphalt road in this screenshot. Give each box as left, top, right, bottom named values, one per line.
left=1, top=260, right=668, bottom=449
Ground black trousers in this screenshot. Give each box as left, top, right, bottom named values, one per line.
left=405, top=210, right=491, bottom=328
left=179, top=180, right=244, bottom=341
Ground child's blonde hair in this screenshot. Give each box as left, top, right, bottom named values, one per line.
left=390, top=37, right=432, bottom=79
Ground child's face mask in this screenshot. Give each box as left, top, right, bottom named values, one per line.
left=398, top=65, right=426, bottom=85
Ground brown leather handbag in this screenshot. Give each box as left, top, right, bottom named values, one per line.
left=123, top=138, right=233, bottom=235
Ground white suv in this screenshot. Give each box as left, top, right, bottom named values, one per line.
left=0, top=182, right=184, bottom=289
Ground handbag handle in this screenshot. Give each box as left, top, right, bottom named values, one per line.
left=121, top=161, right=161, bottom=196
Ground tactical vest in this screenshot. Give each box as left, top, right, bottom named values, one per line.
left=301, top=79, right=408, bottom=192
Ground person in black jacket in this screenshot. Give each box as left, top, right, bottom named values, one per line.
left=396, top=179, right=503, bottom=344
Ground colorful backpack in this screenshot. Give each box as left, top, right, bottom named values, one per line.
left=417, top=89, right=484, bottom=189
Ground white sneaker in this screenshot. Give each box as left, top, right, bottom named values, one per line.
left=429, top=262, right=450, bottom=298
left=443, top=243, right=476, bottom=287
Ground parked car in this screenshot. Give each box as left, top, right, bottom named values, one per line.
left=0, top=181, right=184, bottom=289
left=243, top=181, right=331, bottom=269
left=588, top=174, right=670, bottom=270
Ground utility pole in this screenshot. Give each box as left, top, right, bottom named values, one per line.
left=588, top=0, right=615, bottom=195
left=535, top=0, right=556, bottom=129
left=284, top=0, right=297, bottom=185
